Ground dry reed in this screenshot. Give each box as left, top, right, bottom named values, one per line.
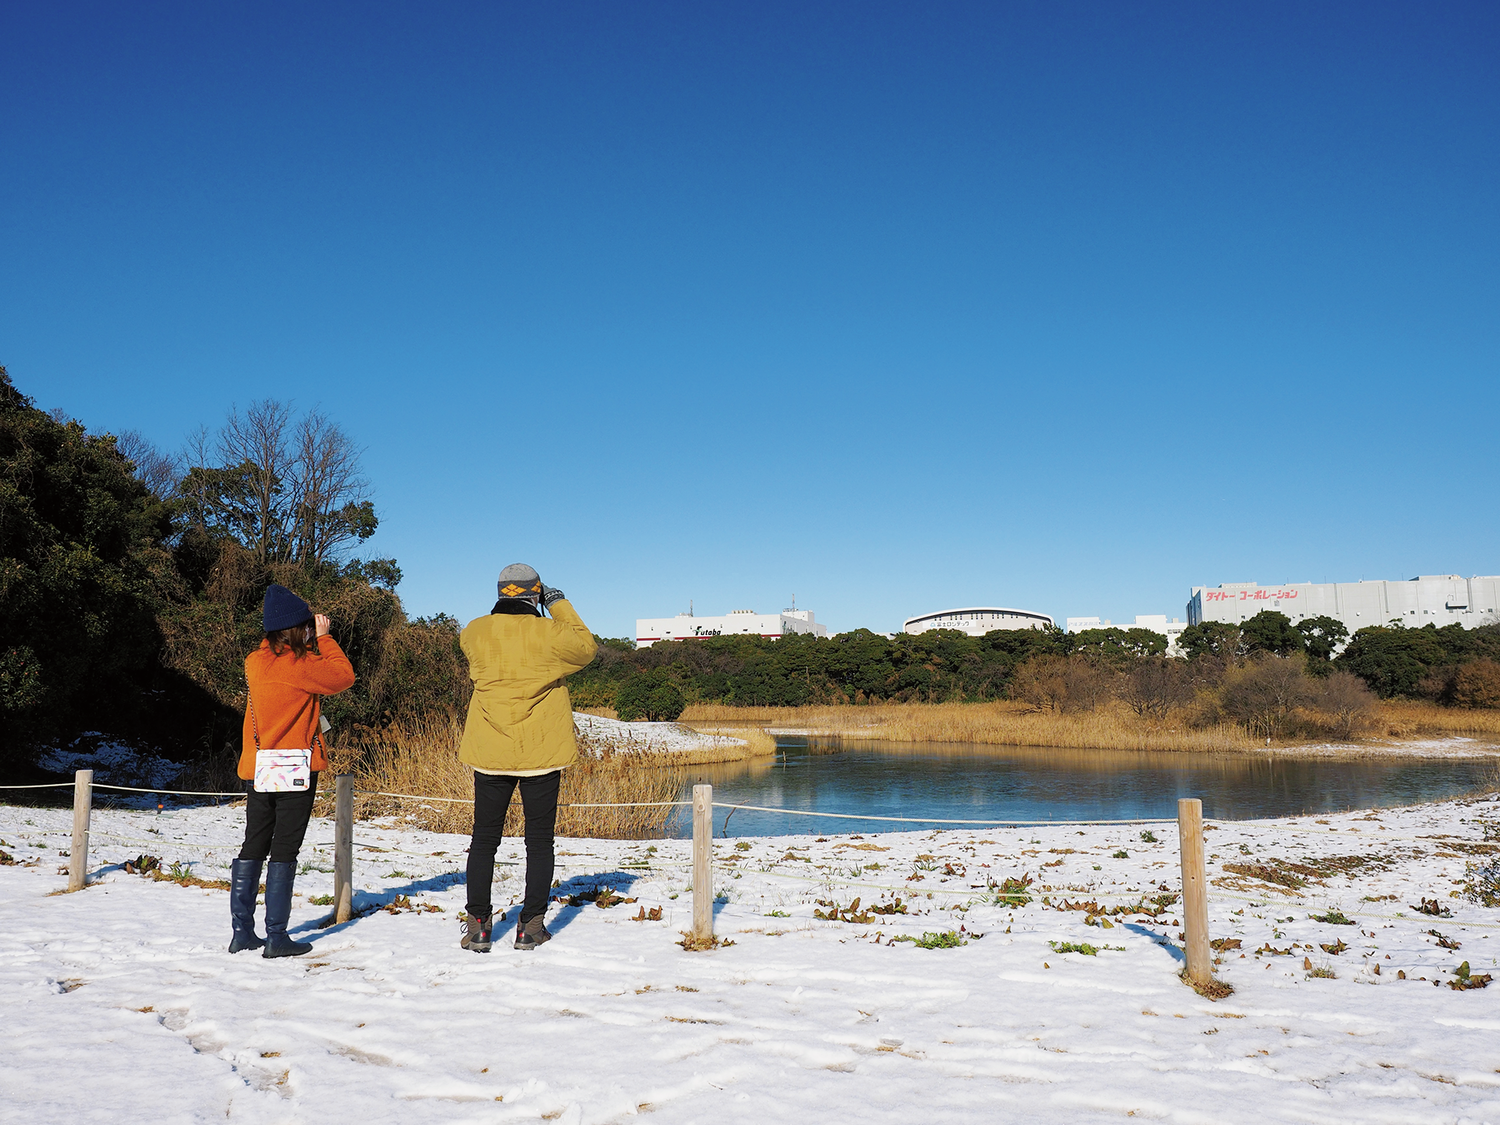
left=572, top=719, right=767, bottom=766
left=681, top=700, right=1261, bottom=753
left=1375, top=701, right=1500, bottom=739
left=681, top=699, right=1500, bottom=753
left=319, top=719, right=686, bottom=838
left=673, top=724, right=779, bottom=759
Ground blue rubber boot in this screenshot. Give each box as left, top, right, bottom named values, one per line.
left=262, top=861, right=313, bottom=958
left=228, top=859, right=264, bottom=953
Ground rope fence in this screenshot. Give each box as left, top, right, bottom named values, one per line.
left=12, top=770, right=1497, bottom=982
left=9, top=779, right=1484, bottom=839
left=0, top=781, right=244, bottom=797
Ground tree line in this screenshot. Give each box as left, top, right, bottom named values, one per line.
left=571, top=608, right=1500, bottom=733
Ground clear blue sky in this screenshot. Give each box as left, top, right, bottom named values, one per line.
left=4, top=2, right=1496, bottom=639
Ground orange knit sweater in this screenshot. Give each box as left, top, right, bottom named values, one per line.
left=238, top=636, right=357, bottom=780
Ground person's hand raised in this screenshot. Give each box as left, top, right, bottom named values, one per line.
left=314, top=614, right=331, bottom=638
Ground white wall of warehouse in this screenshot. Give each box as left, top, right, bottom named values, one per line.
left=1187, top=576, right=1500, bottom=632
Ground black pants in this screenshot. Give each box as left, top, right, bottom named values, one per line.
left=239, top=773, right=320, bottom=864
left=466, top=770, right=560, bottom=924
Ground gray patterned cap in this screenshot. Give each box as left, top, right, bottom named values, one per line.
left=497, top=563, right=542, bottom=600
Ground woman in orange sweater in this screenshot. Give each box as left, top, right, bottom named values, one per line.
left=230, top=584, right=356, bottom=958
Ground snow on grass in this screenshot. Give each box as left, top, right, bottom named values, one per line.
left=1266, top=736, right=1500, bottom=759
left=574, top=712, right=748, bottom=754
left=3, top=796, right=1500, bottom=1123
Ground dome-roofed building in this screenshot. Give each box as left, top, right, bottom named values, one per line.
left=903, top=607, right=1054, bottom=637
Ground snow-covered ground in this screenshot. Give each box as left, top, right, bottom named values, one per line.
left=575, top=713, right=750, bottom=755
left=38, top=733, right=185, bottom=789
left=1255, top=736, right=1500, bottom=760
left=3, top=796, right=1500, bottom=1124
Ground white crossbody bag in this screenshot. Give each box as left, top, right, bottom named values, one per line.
left=248, top=690, right=322, bottom=794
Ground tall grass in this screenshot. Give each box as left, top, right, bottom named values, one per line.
left=1377, top=701, right=1500, bottom=739
left=673, top=724, right=779, bottom=758
left=682, top=699, right=1500, bottom=752
left=682, top=700, right=1258, bottom=752
left=318, top=718, right=685, bottom=838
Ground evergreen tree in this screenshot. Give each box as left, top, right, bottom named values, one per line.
left=0, top=368, right=172, bottom=766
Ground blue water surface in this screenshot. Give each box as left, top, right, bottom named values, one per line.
left=668, top=737, right=1499, bottom=837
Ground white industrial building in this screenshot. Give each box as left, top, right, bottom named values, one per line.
left=1066, top=614, right=1188, bottom=656
left=635, top=607, right=827, bottom=648
left=903, top=607, right=1054, bottom=637
left=1187, top=576, right=1500, bottom=633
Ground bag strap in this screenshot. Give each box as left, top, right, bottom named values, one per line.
left=311, top=697, right=325, bottom=757
left=248, top=676, right=323, bottom=756
left=248, top=686, right=261, bottom=752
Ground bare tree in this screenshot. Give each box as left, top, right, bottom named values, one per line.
left=1010, top=655, right=1069, bottom=712
left=1219, top=656, right=1313, bottom=740
left=178, top=424, right=248, bottom=539
left=1308, top=671, right=1379, bottom=740
left=115, top=430, right=180, bottom=498
left=1121, top=657, right=1194, bottom=720
left=180, top=400, right=377, bottom=566
left=288, top=409, right=372, bottom=565
left=217, top=399, right=293, bottom=562
left=1060, top=655, right=1118, bottom=713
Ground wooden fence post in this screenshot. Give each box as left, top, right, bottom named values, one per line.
left=692, top=783, right=713, bottom=945
left=334, top=774, right=354, bottom=924
left=1177, top=797, right=1212, bottom=986
left=69, top=770, right=92, bottom=893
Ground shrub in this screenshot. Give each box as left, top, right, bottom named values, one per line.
left=615, top=670, right=686, bottom=722
left=1121, top=658, right=1192, bottom=720
left=1009, top=655, right=1068, bottom=712
left=1453, top=659, right=1500, bottom=709
left=1218, top=656, right=1312, bottom=739
left=1306, top=671, right=1379, bottom=739
left=364, top=613, right=471, bottom=726
left=1464, top=858, right=1500, bottom=907
left=1060, top=656, right=1118, bottom=714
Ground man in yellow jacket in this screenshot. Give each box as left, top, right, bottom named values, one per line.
left=459, top=563, right=597, bottom=951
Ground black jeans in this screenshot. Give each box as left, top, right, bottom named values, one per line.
left=239, top=773, right=320, bottom=864
left=466, top=770, right=560, bottom=924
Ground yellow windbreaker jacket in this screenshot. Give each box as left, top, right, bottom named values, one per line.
left=457, top=599, right=598, bottom=773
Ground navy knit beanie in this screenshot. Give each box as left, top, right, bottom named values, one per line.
left=263, top=584, right=313, bottom=633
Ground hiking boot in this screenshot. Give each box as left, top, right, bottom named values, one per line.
left=514, top=915, right=552, bottom=950
left=460, top=911, right=492, bottom=953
